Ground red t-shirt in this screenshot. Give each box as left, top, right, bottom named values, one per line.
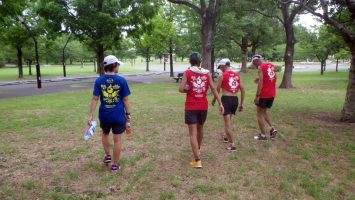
left=260, top=63, right=276, bottom=98
left=185, top=69, right=210, bottom=110
left=221, top=70, right=240, bottom=94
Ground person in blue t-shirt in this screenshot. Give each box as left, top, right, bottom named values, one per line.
left=88, top=55, right=131, bottom=172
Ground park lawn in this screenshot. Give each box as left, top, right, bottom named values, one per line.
left=0, top=71, right=354, bottom=200
left=0, top=64, right=145, bottom=80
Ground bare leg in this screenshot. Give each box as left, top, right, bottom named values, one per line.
left=102, top=133, right=110, bottom=155
left=188, top=124, right=200, bottom=160
left=112, top=134, right=122, bottom=164
left=263, top=109, right=273, bottom=128
left=256, top=106, right=266, bottom=134
left=223, top=115, right=234, bottom=143
left=196, top=124, right=204, bottom=150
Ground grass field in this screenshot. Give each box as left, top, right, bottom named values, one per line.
left=0, top=64, right=146, bottom=80
left=0, top=71, right=354, bottom=200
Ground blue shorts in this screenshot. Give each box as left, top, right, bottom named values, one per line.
left=100, top=122, right=126, bottom=135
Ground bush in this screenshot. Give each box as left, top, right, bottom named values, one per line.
left=274, top=65, right=282, bottom=72
left=0, top=60, right=5, bottom=68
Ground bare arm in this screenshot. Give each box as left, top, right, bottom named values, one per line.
left=212, top=75, right=223, bottom=105
left=122, top=96, right=131, bottom=121
left=239, top=81, right=245, bottom=111
left=179, top=72, right=187, bottom=93
left=209, top=73, right=224, bottom=115
left=254, top=67, right=263, bottom=104
left=88, top=96, right=99, bottom=123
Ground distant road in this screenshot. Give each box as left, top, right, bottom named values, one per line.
left=0, top=72, right=172, bottom=99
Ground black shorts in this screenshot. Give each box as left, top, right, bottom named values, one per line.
left=185, top=110, right=207, bottom=125
left=221, top=96, right=239, bottom=116
left=257, top=98, right=274, bottom=109
left=100, top=121, right=126, bottom=135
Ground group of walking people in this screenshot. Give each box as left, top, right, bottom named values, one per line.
left=180, top=52, right=278, bottom=168
left=88, top=52, right=278, bottom=171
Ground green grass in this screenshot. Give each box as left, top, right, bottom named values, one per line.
left=0, top=64, right=145, bottom=80
left=0, top=71, right=354, bottom=199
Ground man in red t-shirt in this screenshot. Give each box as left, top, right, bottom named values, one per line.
left=212, top=59, right=245, bottom=151
left=179, top=52, right=224, bottom=168
left=252, top=55, right=278, bottom=141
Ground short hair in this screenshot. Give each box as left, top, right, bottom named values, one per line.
left=190, top=52, right=201, bottom=66
left=104, top=63, right=117, bottom=72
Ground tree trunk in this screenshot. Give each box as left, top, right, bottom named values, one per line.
left=341, top=47, right=355, bottom=122
left=146, top=49, right=150, bottom=72
left=201, top=15, right=214, bottom=71
left=169, top=44, right=174, bottom=77
left=336, top=58, right=339, bottom=72
left=17, top=47, right=23, bottom=79
left=251, top=44, right=258, bottom=56
left=62, top=34, right=71, bottom=77
left=96, top=0, right=104, bottom=75
left=93, top=59, right=96, bottom=72
left=28, top=59, right=32, bottom=75
left=63, top=58, right=67, bottom=77
left=96, top=44, right=104, bottom=75
left=211, top=46, right=215, bottom=81
left=240, top=36, right=248, bottom=73
left=321, top=60, right=325, bottom=75
left=279, top=20, right=295, bottom=88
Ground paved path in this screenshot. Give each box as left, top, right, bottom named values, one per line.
left=0, top=72, right=175, bottom=99
left=0, top=62, right=350, bottom=99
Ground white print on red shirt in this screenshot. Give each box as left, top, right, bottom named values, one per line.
left=228, top=76, right=239, bottom=93
left=267, top=66, right=275, bottom=81
left=191, top=75, right=207, bottom=95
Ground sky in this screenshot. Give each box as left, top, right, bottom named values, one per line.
left=297, top=13, right=322, bottom=31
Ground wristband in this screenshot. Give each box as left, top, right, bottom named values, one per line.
left=125, top=113, right=131, bottom=115
left=256, top=95, right=260, bottom=97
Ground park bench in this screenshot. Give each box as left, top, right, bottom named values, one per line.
left=173, top=73, right=184, bottom=83
left=173, top=72, right=219, bottom=83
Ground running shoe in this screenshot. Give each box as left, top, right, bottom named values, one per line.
left=190, top=160, right=202, bottom=168
left=103, top=154, right=111, bottom=165
left=254, top=134, right=267, bottom=141
left=227, top=144, right=237, bottom=152
left=111, top=163, right=120, bottom=172
left=223, top=134, right=228, bottom=143
left=270, top=128, right=278, bottom=139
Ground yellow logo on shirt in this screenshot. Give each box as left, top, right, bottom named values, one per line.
left=101, top=84, right=120, bottom=105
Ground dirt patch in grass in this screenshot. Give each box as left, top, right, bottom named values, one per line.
left=293, top=111, right=355, bottom=133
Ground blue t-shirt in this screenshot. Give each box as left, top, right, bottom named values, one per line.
left=93, top=74, right=131, bottom=124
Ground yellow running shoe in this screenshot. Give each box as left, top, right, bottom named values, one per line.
left=190, top=160, right=202, bottom=168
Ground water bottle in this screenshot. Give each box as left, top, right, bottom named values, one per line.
left=84, top=121, right=97, bottom=142
left=125, top=122, right=132, bottom=136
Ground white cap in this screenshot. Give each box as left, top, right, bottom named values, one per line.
left=217, top=58, right=231, bottom=68
left=251, top=54, right=263, bottom=62
left=103, top=55, right=123, bottom=66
